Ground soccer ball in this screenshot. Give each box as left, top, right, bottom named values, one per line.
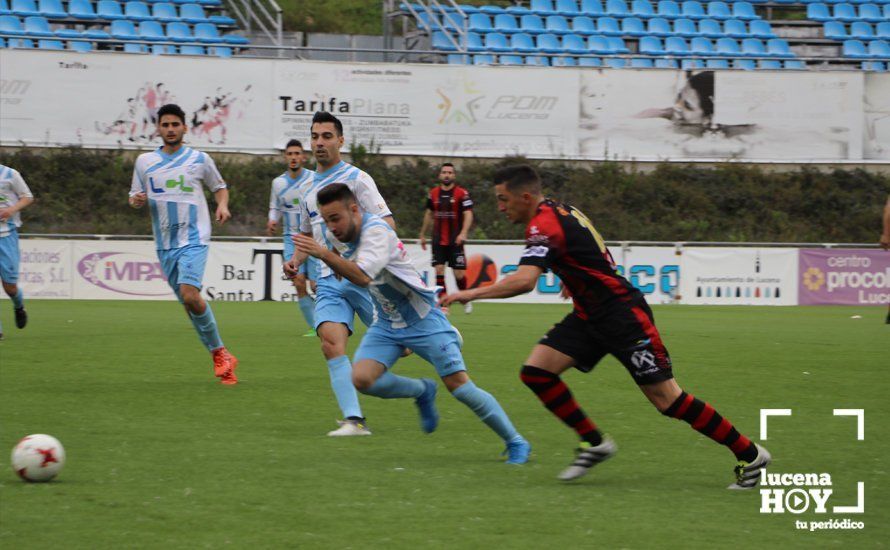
left=11, top=434, right=66, bottom=482
left=452, top=326, right=464, bottom=349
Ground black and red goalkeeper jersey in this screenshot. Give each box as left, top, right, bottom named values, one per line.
left=519, top=199, right=639, bottom=319
left=426, top=185, right=473, bottom=246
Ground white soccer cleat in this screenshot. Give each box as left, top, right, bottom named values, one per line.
left=728, top=443, right=772, bottom=490
left=558, top=436, right=617, bottom=481
left=326, top=419, right=372, bottom=437
left=464, top=302, right=473, bottom=314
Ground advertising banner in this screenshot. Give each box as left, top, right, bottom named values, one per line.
left=799, top=249, right=890, bottom=305
left=679, top=247, right=798, bottom=305
left=13, top=239, right=73, bottom=299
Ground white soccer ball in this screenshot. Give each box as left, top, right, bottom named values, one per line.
left=11, top=434, right=66, bottom=482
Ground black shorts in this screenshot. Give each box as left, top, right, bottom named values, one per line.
left=431, top=243, right=467, bottom=269
left=539, top=297, right=674, bottom=385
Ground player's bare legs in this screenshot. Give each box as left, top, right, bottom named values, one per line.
left=318, top=321, right=369, bottom=436
left=1, top=281, right=26, bottom=332
left=179, top=283, right=237, bottom=384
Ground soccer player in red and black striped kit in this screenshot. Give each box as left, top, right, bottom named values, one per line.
left=419, top=163, right=474, bottom=313
left=442, top=165, right=771, bottom=487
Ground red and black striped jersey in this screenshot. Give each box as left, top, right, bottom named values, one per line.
left=519, top=199, right=639, bottom=319
left=426, top=185, right=473, bottom=246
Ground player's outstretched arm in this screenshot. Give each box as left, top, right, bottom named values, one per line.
left=441, top=265, right=542, bottom=305
left=419, top=210, right=432, bottom=250
left=293, top=234, right=371, bottom=287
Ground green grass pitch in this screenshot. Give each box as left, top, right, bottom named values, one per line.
left=0, top=301, right=886, bottom=548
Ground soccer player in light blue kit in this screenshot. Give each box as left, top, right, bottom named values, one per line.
left=285, top=111, right=395, bottom=437
left=129, top=103, right=239, bottom=385
left=0, top=165, right=34, bottom=340
left=293, top=183, right=531, bottom=463
left=267, top=138, right=317, bottom=337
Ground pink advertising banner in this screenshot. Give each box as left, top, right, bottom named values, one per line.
left=799, top=249, right=890, bottom=305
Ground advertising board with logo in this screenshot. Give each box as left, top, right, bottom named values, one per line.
left=798, top=249, right=890, bottom=305
left=679, top=247, right=798, bottom=305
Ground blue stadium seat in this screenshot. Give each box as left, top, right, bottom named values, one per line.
left=530, top=0, right=556, bottom=15
left=552, top=55, right=578, bottom=65
left=37, top=37, right=61, bottom=48
left=414, top=11, right=438, bottom=31
left=468, top=13, right=492, bottom=32
left=68, top=0, right=97, bottom=19
left=23, top=15, right=52, bottom=36
left=196, top=0, right=221, bottom=6
left=445, top=53, right=469, bottom=64
left=665, top=35, right=689, bottom=54
left=690, top=36, right=714, bottom=54
left=83, top=27, right=109, bottom=39
left=11, top=0, right=38, bottom=17
left=0, top=0, right=8, bottom=15
left=151, top=43, right=174, bottom=54
left=648, top=17, right=671, bottom=35
left=166, top=21, right=192, bottom=41
left=53, top=27, right=78, bottom=38
left=807, top=3, right=831, bottom=21
left=525, top=54, right=551, bottom=65
left=632, top=0, right=655, bottom=17
left=698, top=18, right=722, bottom=37
left=707, top=1, right=732, bottom=19
left=124, top=42, right=147, bottom=52
left=723, top=18, right=747, bottom=37
left=440, top=11, right=461, bottom=32
left=180, top=3, right=207, bottom=23
left=511, top=32, right=538, bottom=52
left=450, top=4, right=479, bottom=14
left=588, top=34, right=613, bottom=52
left=179, top=44, right=205, bottom=55
left=562, top=32, right=589, bottom=52
left=193, top=22, right=221, bottom=42
left=573, top=15, right=597, bottom=34
left=578, top=56, right=602, bottom=65
left=639, top=35, right=664, bottom=53
left=0, top=14, right=26, bottom=35
left=833, top=3, right=858, bottom=21
left=681, top=58, right=704, bottom=68
left=125, top=1, right=152, bottom=21
left=784, top=59, right=806, bottom=69
left=767, top=38, right=792, bottom=57
left=209, top=45, right=231, bottom=57
left=546, top=15, right=572, bottom=33
left=500, top=54, right=523, bottom=65
left=706, top=58, right=729, bottom=68
left=630, top=57, right=654, bottom=67
left=673, top=18, right=699, bottom=36
left=138, top=20, right=165, bottom=41
left=850, top=21, right=874, bottom=39
left=758, top=59, right=782, bottom=69
left=432, top=31, right=458, bottom=51
left=505, top=5, right=530, bottom=16
left=734, top=58, right=756, bottom=69
left=97, top=0, right=124, bottom=20
left=622, top=16, right=646, bottom=35
left=152, top=2, right=178, bottom=22
left=749, top=19, right=774, bottom=38
left=732, top=1, right=757, bottom=20
left=520, top=14, right=546, bottom=33
left=484, top=31, right=512, bottom=52
left=478, top=5, right=503, bottom=15
left=465, top=32, right=483, bottom=51
left=859, top=3, right=883, bottom=21
left=605, top=56, right=626, bottom=67
left=110, top=19, right=138, bottom=39
left=884, top=5, right=890, bottom=21
left=607, top=35, right=629, bottom=52
left=8, top=37, right=34, bottom=47
left=741, top=37, right=766, bottom=56
left=494, top=13, right=520, bottom=33
left=209, top=14, right=235, bottom=26
left=606, top=0, right=630, bottom=15
left=655, top=57, right=678, bottom=67
left=597, top=16, right=621, bottom=35
left=556, top=0, right=581, bottom=15
left=877, top=22, right=890, bottom=39
left=842, top=39, right=869, bottom=57
left=580, top=0, right=605, bottom=15
left=657, top=0, right=681, bottom=18
left=861, top=60, right=886, bottom=71
left=536, top=32, right=562, bottom=52
left=824, top=21, right=847, bottom=39
left=37, top=0, right=65, bottom=18
left=681, top=0, right=706, bottom=18
left=715, top=36, right=741, bottom=55
left=69, top=39, right=93, bottom=51
left=869, top=39, right=890, bottom=57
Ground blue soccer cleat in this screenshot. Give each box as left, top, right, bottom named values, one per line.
left=415, top=378, right=439, bottom=434
left=504, top=436, right=531, bottom=465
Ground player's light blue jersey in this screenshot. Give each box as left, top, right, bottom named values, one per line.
left=328, top=213, right=439, bottom=330
left=0, top=165, right=34, bottom=236
left=299, top=161, right=391, bottom=279
left=130, top=146, right=226, bottom=250
left=268, top=168, right=315, bottom=237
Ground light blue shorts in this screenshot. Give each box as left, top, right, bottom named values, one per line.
left=283, top=238, right=317, bottom=279
left=314, top=275, right=375, bottom=333
left=157, top=244, right=208, bottom=299
left=0, top=229, right=20, bottom=284
left=354, top=312, right=467, bottom=378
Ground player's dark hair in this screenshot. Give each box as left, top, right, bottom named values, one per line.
left=492, top=164, right=542, bottom=194
left=440, top=162, right=455, bottom=171
left=311, top=111, right=344, bottom=136
left=285, top=139, right=303, bottom=150
left=157, top=103, right=186, bottom=124
left=316, top=183, right=356, bottom=207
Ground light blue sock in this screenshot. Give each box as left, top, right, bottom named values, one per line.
left=12, top=289, right=24, bottom=309
left=452, top=380, right=519, bottom=443
left=297, top=296, right=315, bottom=330
left=362, top=371, right=426, bottom=399
left=327, top=355, right=363, bottom=419
left=189, top=305, right=224, bottom=351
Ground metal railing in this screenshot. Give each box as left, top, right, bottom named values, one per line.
left=225, top=0, right=283, bottom=53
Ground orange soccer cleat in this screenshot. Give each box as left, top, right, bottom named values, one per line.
left=212, top=348, right=239, bottom=385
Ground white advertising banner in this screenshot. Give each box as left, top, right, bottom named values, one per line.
left=679, top=247, right=798, bottom=305
left=2, top=50, right=888, bottom=160
left=13, top=239, right=74, bottom=299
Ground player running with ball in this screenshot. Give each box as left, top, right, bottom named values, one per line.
left=442, top=165, right=770, bottom=487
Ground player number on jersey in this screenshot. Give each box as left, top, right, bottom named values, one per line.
left=570, top=208, right=607, bottom=253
